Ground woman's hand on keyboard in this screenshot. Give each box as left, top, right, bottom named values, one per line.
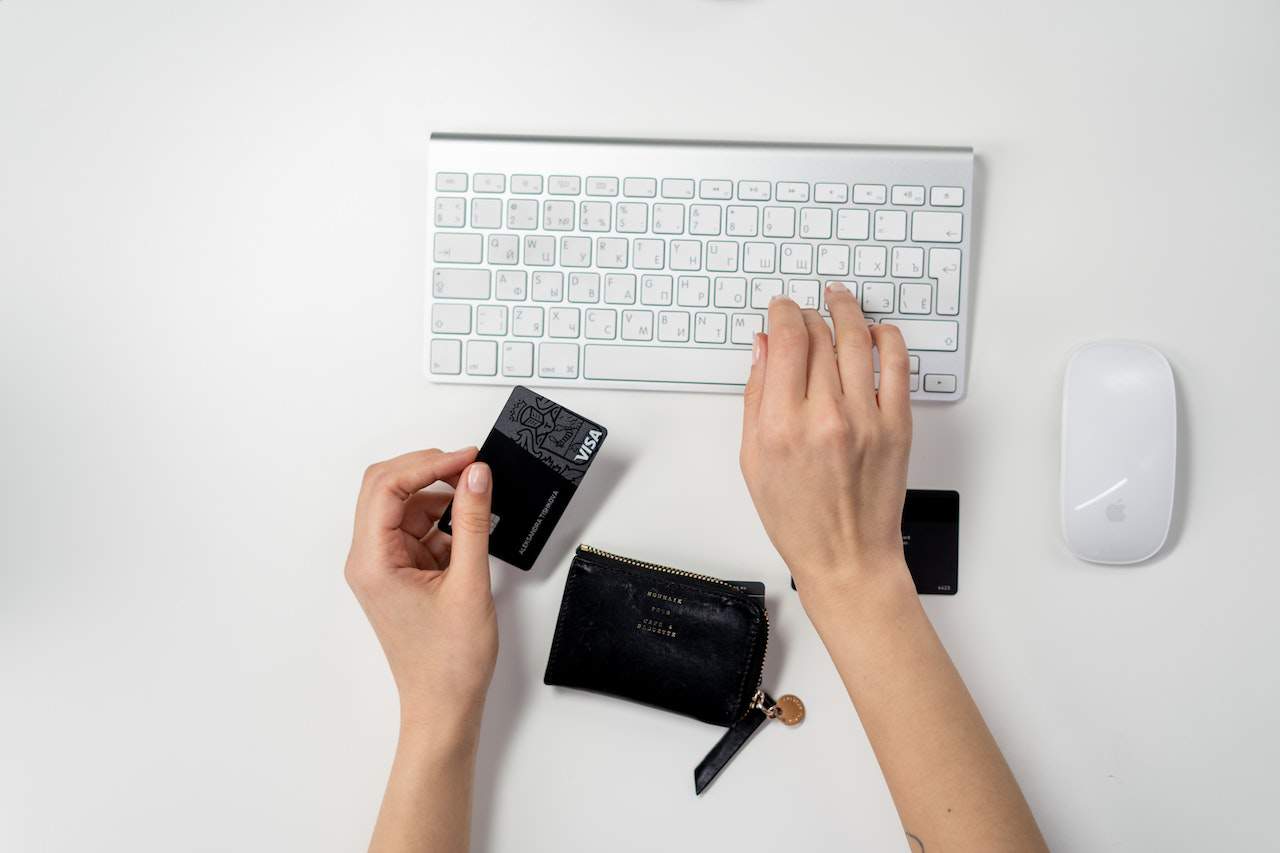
left=740, top=284, right=914, bottom=604
left=345, top=447, right=497, bottom=731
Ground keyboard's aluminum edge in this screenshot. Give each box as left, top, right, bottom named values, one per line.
left=430, top=131, right=973, bottom=158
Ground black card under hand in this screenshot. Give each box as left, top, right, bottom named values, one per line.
left=437, top=386, right=607, bottom=571
left=791, top=489, right=959, bottom=595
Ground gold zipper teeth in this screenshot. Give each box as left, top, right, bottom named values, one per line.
left=578, top=543, right=770, bottom=703
left=578, top=544, right=735, bottom=589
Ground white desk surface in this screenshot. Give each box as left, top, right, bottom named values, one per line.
left=3, top=1, right=1279, bottom=850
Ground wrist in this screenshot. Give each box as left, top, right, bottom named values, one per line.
left=795, top=558, right=918, bottom=631
left=398, top=696, right=485, bottom=757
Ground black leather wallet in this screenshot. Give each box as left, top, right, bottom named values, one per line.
left=544, top=545, right=802, bottom=794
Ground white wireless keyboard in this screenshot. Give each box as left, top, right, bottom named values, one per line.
left=426, top=133, right=974, bottom=399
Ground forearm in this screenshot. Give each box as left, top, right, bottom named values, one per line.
left=369, top=714, right=482, bottom=853
left=804, top=567, right=1047, bottom=853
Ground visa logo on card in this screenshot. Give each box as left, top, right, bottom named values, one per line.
left=438, top=387, right=607, bottom=571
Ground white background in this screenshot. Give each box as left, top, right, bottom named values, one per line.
left=2, top=1, right=1279, bottom=851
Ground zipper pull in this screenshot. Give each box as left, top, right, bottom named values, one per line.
left=693, top=690, right=805, bottom=795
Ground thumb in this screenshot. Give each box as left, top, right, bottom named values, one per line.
left=448, top=462, right=493, bottom=586
left=742, top=332, right=767, bottom=443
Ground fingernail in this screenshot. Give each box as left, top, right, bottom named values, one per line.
left=826, top=281, right=848, bottom=293
left=752, top=334, right=763, bottom=364
left=770, top=294, right=791, bottom=304
left=467, top=462, right=490, bottom=493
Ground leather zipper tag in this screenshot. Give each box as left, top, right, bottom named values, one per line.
left=693, top=703, right=770, bottom=795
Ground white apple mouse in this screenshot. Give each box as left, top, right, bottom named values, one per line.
left=1061, top=340, right=1177, bottom=564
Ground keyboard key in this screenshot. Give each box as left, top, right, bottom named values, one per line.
left=434, top=233, right=483, bottom=263
left=585, top=308, right=617, bottom=339
left=568, top=272, right=601, bottom=303
left=788, top=279, right=820, bottom=309
left=640, top=274, right=673, bottom=305
left=694, top=312, right=728, bottom=343
left=779, top=242, right=813, bottom=274
left=543, top=200, right=575, bottom=231
left=436, top=173, right=467, bottom=192
left=820, top=282, right=858, bottom=313
left=891, top=185, right=925, bottom=206
left=743, top=242, right=776, bottom=273
left=549, top=175, right=581, bottom=195
left=776, top=182, right=810, bottom=202
left=470, top=198, right=502, bottom=229
left=731, top=312, right=763, bottom=344
left=476, top=304, right=508, bottom=335
left=507, top=199, right=538, bottom=229
left=861, top=282, right=895, bottom=313
left=816, top=244, right=850, bottom=276
left=815, top=183, right=849, bottom=203
left=874, top=210, right=908, bottom=241
left=433, top=268, right=490, bottom=299
left=435, top=197, right=465, bottom=227
left=486, top=234, right=519, bottom=265
left=912, top=211, right=963, bottom=243
left=595, top=238, right=628, bottom=269
left=512, top=306, right=544, bottom=336
left=523, top=235, right=555, bottom=266
left=538, top=342, right=579, bottom=378
left=924, top=373, right=957, bottom=393
left=466, top=340, right=498, bottom=376
left=616, top=202, right=649, bottom=233
left=929, top=248, right=962, bottom=315
left=677, top=276, right=710, bottom=307
left=763, top=207, right=796, bottom=238
left=714, top=276, right=747, bottom=308
left=853, top=184, right=887, bottom=204
left=899, top=282, right=932, bottom=314
left=800, top=208, right=833, bottom=239
left=494, top=270, right=526, bottom=300
left=910, top=355, right=920, bottom=373
left=622, top=309, right=654, bottom=340
left=750, top=278, right=783, bottom=308
left=560, top=236, right=592, bottom=267
left=653, top=203, right=685, bottom=234
left=531, top=271, right=564, bottom=301
left=706, top=240, right=739, bottom=272
left=930, top=186, right=964, bottom=206
left=737, top=180, right=771, bottom=201
left=670, top=240, right=702, bottom=271
left=892, top=246, right=925, bottom=278
left=473, top=173, right=505, bottom=193
left=854, top=245, right=887, bottom=276
left=662, top=178, right=695, bottom=199
left=511, top=174, right=543, bottom=194
left=548, top=307, right=580, bottom=338
left=502, top=341, right=533, bottom=377
left=579, top=201, right=611, bottom=232
left=659, top=311, right=691, bottom=341
left=584, top=344, right=751, bottom=384
left=689, top=204, right=722, bottom=236
left=431, top=303, right=471, bottom=334
left=623, top=177, right=657, bottom=198
left=889, top=318, right=959, bottom=351
left=430, top=338, right=462, bottom=373
left=633, top=239, right=665, bottom=270
left=586, top=176, right=619, bottom=196
left=604, top=273, right=637, bottom=304
left=726, top=205, right=759, bottom=236
left=699, top=180, right=733, bottom=199
left=836, top=208, right=870, bottom=240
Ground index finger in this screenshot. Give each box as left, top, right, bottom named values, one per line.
left=355, top=446, right=478, bottom=534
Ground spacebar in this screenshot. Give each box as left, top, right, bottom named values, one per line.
left=584, top=345, right=752, bottom=385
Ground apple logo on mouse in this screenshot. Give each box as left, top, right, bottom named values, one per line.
left=1105, top=499, right=1126, bottom=523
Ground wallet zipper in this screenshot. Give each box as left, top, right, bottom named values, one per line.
left=576, top=544, right=770, bottom=710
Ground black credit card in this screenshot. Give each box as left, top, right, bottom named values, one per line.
left=791, top=489, right=959, bottom=595
left=438, top=386, right=607, bottom=571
